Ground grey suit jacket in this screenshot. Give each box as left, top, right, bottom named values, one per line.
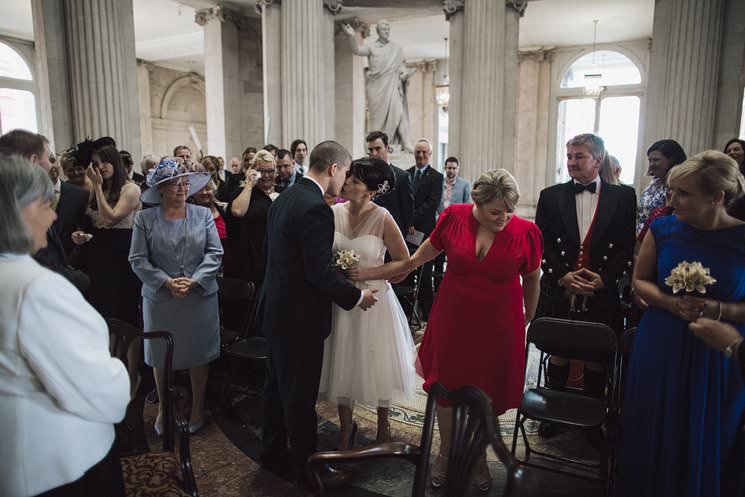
left=129, top=203, right=223, bottom=302
left=438, top=176, right=472, bottom=215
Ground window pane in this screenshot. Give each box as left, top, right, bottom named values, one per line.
left=0, top=89, right=38, bottom=134
left=556, top=98, right=596, bottom=182
left=561, top=50, right=641, bottom=88
left=599, top=96, right=640, bottom=185
left=0, top=42, right=32, bottom=81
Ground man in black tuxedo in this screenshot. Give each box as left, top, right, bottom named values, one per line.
left=260, top=140, right=378, bottom=488
left=0, top=130, right=89, bottom=292
left=534, top=133, right=636, bottom=435
left=407, top=138, right=443, bottom=321
left=367, top=131, right=414, bottom=236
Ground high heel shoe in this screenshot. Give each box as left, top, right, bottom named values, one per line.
left=337, top=422, right=358, bottom=450
left=472, top=458, right=492, bottom=492
left=154, top=417, right=163, bottom=436
left=430, top=454, right=448, bottom=488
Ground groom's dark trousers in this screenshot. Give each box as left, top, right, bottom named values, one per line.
left=260, top=178, right=361, bottom=481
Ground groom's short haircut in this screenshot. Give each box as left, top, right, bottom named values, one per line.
left=308, top=140, right=352, bottom=172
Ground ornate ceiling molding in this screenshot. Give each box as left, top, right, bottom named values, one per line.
left=335, top=17, right=370, bottom=38
left=442, top=0, right=464, bottom=20
left=194, top=6, right=248, bottom=29
left=507, top=0, right=528, bottom=17
left=324, top=0, right=344, bottom=15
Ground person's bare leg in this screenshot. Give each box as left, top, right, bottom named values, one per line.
left=152, top=367, right=166, bottom=430
left=376, top=407, right=390, bottom=443
left=127, top=339, right=142, bottom=399
left=337, top=403, right=354, bottom=450
left=189, top=364, right=209, bottom=424
left=430, top=405, right=452, bottom=486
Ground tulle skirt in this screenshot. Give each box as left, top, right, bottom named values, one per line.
left=320, top=280, right=417, bottom=407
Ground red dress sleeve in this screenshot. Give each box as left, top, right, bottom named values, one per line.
left=429, top=205, right=454, bottom=252
left=520, top=220, right=544, bottom=275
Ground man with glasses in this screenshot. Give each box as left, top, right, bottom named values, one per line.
left=534, top=133, right=636, bottom=438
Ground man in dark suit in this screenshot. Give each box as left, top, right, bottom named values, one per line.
left=260, top=140, right=378, bottom=488
left=534, top=133, right=636, bottom=436
left=407, top=138, right=443, bottom=321
left=0, top=130, right=89, bottom=293
left=367, top=131, right=414, bottom=236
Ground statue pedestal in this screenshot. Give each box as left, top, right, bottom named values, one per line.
left=388, top=150, right=414, bottom=169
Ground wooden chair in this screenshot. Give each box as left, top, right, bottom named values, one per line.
left=216, top=278, right=266, bottom=411
left=306, top=383, right=524, bottom=496
left=511, top=317, right=620, bottom=496
left=108, top=318, right=198, bottom=497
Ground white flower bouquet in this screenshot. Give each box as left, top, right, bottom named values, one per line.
left=333, top=249, right=360, bottom=270
left=664, top=260, right=717, bottom=294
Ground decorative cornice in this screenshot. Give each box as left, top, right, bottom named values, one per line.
left=194, top=6, right=248, bottom=29
left=334, top=17, right=369, bottom=38
left=442, top=0, right=464, bottom=20
left=254, top=0, right=278, bottom=15
left=517, top=48, right=556, bottom=63
left=507, top=0, right=528, bottom=17
left=324, top=0, right=343, bottom=15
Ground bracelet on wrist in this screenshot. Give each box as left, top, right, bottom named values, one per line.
left=723, top=337, right=743, bottom=358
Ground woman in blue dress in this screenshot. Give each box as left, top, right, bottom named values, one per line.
left=621, top=150, right=745, bottom=496
left=129, top=159, right=222, bottom=434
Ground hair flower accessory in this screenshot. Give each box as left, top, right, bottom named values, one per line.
left=664, top=260, right=717, bottom=294
left=376, top=180, right=391, bottom=196
left=333, top=249, right=360, bottom=270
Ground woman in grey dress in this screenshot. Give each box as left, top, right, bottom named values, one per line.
left=129, top=159, right=222, bottom=434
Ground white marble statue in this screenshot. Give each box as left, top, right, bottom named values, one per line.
left=343, top=20, right=416, bottom=153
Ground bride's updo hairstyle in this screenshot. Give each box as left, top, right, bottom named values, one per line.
left=471, top=168, right=520, bottom=211
left=667, top=150, right=745, bottom=209
left=349, top=157, right=397, bottom=196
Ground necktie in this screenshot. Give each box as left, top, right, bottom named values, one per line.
left=573, top=182, right=597, bottom=194
left=414, top=169, right=422, bottom=185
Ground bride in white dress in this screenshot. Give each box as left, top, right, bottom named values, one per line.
left=320, top=158, right=417, bottom=450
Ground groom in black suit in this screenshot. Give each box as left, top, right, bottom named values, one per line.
left=534, top=133, right=635, bottom=436
left=260, top=140, right=378, bottom=487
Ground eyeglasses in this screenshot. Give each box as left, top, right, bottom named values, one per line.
left=168, top=179, right=190, bottom=189
left=257, top=169, right=276, bottom=175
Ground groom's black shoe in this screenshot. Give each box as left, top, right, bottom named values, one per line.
left=297, top=464, right=353, bottom=491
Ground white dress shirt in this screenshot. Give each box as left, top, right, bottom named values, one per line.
left=0, top=254, right=129, bottom=497
left=574, top=175, right=602, bottom=242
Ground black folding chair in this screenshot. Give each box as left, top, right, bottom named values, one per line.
left=217, top=277, right=256, bottom=349
left=217, top=278, right=266, bottom=411
left=393, top=264, right=424, bottom=330
left=511, top=317, right=620, bottom=495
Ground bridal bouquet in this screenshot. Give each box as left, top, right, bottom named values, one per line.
left=664, top=261, right=717, bottom=294
left=333, top=249, right=360, bottom=270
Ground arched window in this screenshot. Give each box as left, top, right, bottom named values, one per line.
left=555, top=50, right=644, bottom=185
left=0, top=41, right=37, bottom=134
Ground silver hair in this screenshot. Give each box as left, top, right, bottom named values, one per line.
left=0, top=154, right=54, bottom=254
left=415, top=138, right=433, bottom=153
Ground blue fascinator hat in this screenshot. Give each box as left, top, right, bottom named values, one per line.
left=140, top=158, right=210, bottom=204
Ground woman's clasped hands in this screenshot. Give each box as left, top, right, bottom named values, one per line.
left=166, top=277, right=196, bottom=298
left=675, top=295, right=720, bottom=322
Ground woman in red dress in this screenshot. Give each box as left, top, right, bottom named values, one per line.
left=406, top=168, right=542, bottom=490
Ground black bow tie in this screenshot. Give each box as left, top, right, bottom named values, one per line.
left=573, top=182, right=597, bottom=194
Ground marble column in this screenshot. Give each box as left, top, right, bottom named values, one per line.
left=259, top=0, right=282, bottom=146
left=137, top=61, right=154, bottom=156
left=280, top=0, right=335, bottom=148
left=334, top=19, right=368, bottom=157
left=643, top=0, right=727, bottom=161
left=196, top=6, right=244, bottom=159
left=515, top=49, right=553, bottom=219
left=62, top=0, right=141, bottom=157
left=31, top=0, right=73, bottom=151
left=713, top=0, right=745, bottom=148
left=445, top=0, right=524, bottom=181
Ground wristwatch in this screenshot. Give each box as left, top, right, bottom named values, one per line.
left=723, top=338, right=743, bottom=359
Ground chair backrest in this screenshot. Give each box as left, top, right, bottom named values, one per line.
left=527, top=317, right=619, bottom=363
left=217, top=277, right=258, bottom=338
left=107, top=318, right=176, bottom=451
left=620, top=327, right=636, bottom=355
left=412, top=384, right=520, bottom=497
